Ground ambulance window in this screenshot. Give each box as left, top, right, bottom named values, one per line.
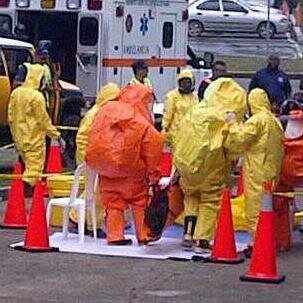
left=2, top=48, right=32, bottom=81
left=0, top=15, right=12, bottom=36
left=80, top=18, right=98, bottom=46
left=162, top=22, right=173, bottom=49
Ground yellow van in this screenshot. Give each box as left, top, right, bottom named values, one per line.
left=0, top=37, right=84, bottom=168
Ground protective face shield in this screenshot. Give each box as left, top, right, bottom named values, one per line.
left=280, top=99, right=303, bottom=116
left=178, top=78, right=194, bottom=94
left=285, top=115, right=303, bottom=139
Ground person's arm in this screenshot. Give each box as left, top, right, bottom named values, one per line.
left=198, top=81, right=208, bottom=100
left=224, top=117, right=260, bottom=154
left=161, top=93, right=176, bottom=137
left=141, top=126, right=164, bottom=184
left=31, top=93, right=60, bottom=139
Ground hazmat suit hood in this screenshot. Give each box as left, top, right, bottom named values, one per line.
left=204, top=77, right=247, bottom=121
left=96, top=83, right=120, bottom=106
left=178, top=69, right=195, bottom=82
left=248, top=88, right=271, bottom=115
left=178, top=69, right=195, bottom=93
left=118, top=84, right=153, bottom=122
left=22, top=64, right=45, bottom=90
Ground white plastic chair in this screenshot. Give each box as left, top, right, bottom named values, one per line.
left=46, top=163, right=97, bottom=243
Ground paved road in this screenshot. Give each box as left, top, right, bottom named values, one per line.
left=189, top=34, right=303, bottom=59
left=0, top=202, right=303, bottom=303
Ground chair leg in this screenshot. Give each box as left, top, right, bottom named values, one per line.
left=62, top=206, right=70, bottom=239
left=91, top=203, right=97, bottom=241
left=77, top=204, right=85, bottom=244
left=46, top=203, right=52, bottom=227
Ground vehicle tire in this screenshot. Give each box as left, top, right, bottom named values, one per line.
left=257, top=22, right=276, bottom=39
left=188, top=20, right=204, bottom=37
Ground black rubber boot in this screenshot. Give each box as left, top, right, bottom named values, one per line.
left=108, top=239, right=133, bottom=246
left=182, top=216, right=197, bottom=249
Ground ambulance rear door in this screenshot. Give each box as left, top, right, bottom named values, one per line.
left=152, top=12, right=177, bottom=102
left=76, top=12, right=102, bottom=101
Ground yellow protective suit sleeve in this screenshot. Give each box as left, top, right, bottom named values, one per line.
left=76, top=106, right=98, bottom=164
left=224, top=118, right=260, bottom=154
left=162, top=92, right=176, bottom=136
left=31, top=94, right=60, bottom=139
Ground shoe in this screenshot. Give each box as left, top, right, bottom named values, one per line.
left=193, top=239, right=212, bottom=254
left=181, top=234, right=193, bottom=250
left=182, top=216, right=197, bottom=249
left=138, top=235, right=161, bottom=246
left=85, top=228, right=107, bottom=239
left=243, top=245, right=253, bottom=258
left=108, top=239, right=133, bottom=246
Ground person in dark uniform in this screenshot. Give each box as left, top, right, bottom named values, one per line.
left=197, top=60, right=227, bottom=101
left=249, top=55, right=291, bottom=112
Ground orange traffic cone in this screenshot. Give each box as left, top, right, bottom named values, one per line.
left=14, top=181, right=58, bottom=252
left=202, top=189, right=244, bottom=264
left=237, top=169, right=244, bottom=197
left=46, top=139, right=62, bottom=173
left=240, top=182, right=285, bottom=284
left=0, top=162, right=27, bottom=229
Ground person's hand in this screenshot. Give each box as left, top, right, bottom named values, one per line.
left=225, top=112, right=236, bottom=123
left=158, top=177, right=171, bottom=190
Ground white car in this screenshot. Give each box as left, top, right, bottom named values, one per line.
left=188, top=0, right=289, bottom=38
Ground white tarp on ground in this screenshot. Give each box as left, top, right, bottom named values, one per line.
left=10, top=232, right=248, bottom=261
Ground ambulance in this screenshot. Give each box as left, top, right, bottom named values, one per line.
left=0, top=0, right=192, bottom=104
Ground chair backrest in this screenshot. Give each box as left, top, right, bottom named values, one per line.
left=85, top=164, right=98, bottom=205
left=69, top=163, right=86, bottom=204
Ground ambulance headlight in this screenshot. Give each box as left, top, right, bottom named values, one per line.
left=67, top=0, right=81, bottom=9
left=16, top=0, right=30, bottom=7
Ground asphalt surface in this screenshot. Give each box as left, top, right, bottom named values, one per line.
left=0, top=200, right=303, bottom=303
left=189, top=33, right=303, bottom=59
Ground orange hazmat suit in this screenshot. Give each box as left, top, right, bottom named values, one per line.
left=86, top=84, right=164, bottom=244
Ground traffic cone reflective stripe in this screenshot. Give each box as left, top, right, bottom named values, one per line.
left=0, top=162, right=27, bottom=229
left=14, top=181, right=58, bottom=253
left=46, top=139, right=63, bottom=173
left=199, top=189, right=244, bottom=264
left=240, top=182, right=285, bottom=284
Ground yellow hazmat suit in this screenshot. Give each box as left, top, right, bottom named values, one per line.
left=174, top=78, right=247, bottom=244
left=76, top=83, right=120, bottom=164
left=225, top=88, right=283, bottom=240
left=70, top=83, right=120, bottom=231
left=8, top=64, right=60, bottom=186
left=162, top=69, right=199, bottom=148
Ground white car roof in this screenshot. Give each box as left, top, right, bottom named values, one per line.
left=0, top=37, right=34, bottom=50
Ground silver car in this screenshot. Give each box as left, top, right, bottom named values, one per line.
left=188, top=0, right=289, bottom=38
